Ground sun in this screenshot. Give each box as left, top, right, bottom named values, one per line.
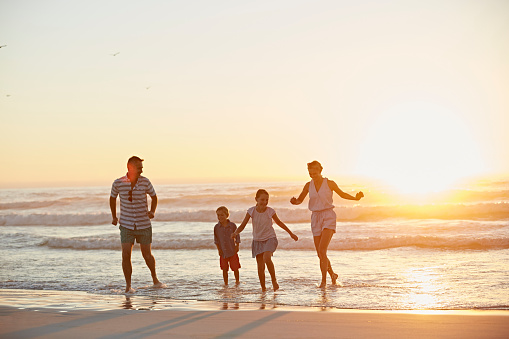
left=356, top=102, right=484, bottom=195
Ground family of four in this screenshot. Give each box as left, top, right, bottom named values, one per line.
left=110, top=156, right=364, bottom=293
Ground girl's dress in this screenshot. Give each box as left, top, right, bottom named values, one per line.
left=247, top=206, right=278, bottom=258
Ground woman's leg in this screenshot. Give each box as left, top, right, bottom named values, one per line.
left=255, top=253, right=266, bottom=291
left=313, top=233, right=338, bottom=283
left=315, top=228, right=335, bottom=287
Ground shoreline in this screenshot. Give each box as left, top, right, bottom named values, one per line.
left=1, top=288, right=508, bottom=314
left=1, top=289, right=508, bottom=338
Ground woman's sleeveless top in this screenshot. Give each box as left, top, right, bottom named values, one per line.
left=308, top=178, right=334, bottom=212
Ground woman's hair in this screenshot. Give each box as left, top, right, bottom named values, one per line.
left=255, top=189, right=269, bottom=199
left=216, top=206, right=229, bottom=217
left=307, top=160, right=323, bottom=171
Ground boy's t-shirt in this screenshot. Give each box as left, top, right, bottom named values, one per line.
left=214, top=221, right=240, bottom=258
left=247, top=206, right=277, bottom=241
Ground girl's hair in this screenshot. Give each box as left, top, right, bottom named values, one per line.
left=307, top=160, right=323, bottom=171
left=216, top=206, right=229, bottom=217
left=255, top=189, right=269, bottom=199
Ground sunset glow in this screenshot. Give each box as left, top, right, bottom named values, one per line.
left=357, top=102, right=485, bottom=195
left=0, top=1, right=508, bottom=188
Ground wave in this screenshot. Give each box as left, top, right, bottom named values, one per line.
left=40, top=235, right=509, bottom=251
left=2, top=187, right=509, bottom=212
left=1, top=202, right=508, bottom=226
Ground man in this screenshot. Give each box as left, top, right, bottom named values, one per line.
left=110, top=156, right=164, bottom=293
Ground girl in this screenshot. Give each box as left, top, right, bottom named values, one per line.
left=233, top=189, right=298, bottom=292
left=291, top=161, right=364, bottom=288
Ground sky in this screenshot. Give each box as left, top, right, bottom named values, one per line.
left=1, top=0, right=508, bottom=190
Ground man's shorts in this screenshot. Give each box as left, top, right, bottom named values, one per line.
left=119, top=226, right=152, bottom=244
left=311, top=209, right=337, bottom=237
left=220, top=253, right=241, bottom=271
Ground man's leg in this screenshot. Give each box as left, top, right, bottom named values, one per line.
left=121, top=242, right=134, bottom=293
left=140, top=243, right=161, bottom=286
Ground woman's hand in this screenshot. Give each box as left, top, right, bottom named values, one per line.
left=356, top=191, right=364, bottom=200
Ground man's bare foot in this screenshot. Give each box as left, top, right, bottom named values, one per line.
left=153, top=282, right=167, bottom=288
left=261, top=286, right=267, bottom=292
left=318, top=281, right=326, bottom=288
left=235, top=281, right=240, bottom=285
left=272, top=280, right=279, bottom=292
left=331, top=273, right=339, bottom=285
left=125, top=287, right=136, bottom=294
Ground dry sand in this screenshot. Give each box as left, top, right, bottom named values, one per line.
left=1, top=289, right=508, bottom=338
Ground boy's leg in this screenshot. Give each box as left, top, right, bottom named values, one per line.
left=255, top=254, right=266, bottom=291
left=223, top=269, right=229, bottom=285
left=234, top=270, right=240, bottom=284
left=263, top=251, right=279, bottom=291
left=121, top=243, right=134, bottom=293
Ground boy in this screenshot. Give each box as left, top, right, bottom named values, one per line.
left=214, top=206, right=241, bottom=285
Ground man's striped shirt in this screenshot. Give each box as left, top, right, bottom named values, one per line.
left=111, top=174, right=156, bottom=230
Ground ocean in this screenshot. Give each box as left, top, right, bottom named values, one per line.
left=1, top=179, right=508, bottom=310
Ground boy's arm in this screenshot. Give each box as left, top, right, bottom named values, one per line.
left=215, top=243, right=223, bottom=257
left=272, top=214, right=298, bottom=241
left=232, top=213, right=250, bottom=238
left=328, top=180, right=364, bottom=201
left=290, top=182, right=310, bottom=205
left=214, top=229, right=223, bottom=256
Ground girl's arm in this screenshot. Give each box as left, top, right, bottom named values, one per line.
left=272, top=214, right=298, bottom=241
left=232, top=213, right=250, bottom=238
left=290, top=182, right=310, bottom=205
left=328, top=180, right=364, bottom=201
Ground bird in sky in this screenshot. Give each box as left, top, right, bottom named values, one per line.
left=0, top=45, right=7, bottom=48
left=111, top=52, right=120, bottom=56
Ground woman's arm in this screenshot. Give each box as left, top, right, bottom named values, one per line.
left=272, top=214, right=298, bottom=241
left=290, top=182, right=310, bottom=205
left=328, top=180, right=364, bottom=200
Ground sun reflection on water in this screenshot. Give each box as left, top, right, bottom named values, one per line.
left=403, top=267, right=445, bottom=309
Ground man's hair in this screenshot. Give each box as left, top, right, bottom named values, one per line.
left=216, top=206, right=229, bottom=217
left=307, top=160, right=323, bottom=171
left=127, top=156, right=144, bottom=165
left=255, top=189, right=269, bottom=199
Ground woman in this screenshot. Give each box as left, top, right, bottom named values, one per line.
left=291, top=161, right=363, bottom=287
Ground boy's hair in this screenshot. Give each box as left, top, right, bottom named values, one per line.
left=307, top=160, right=323, bottom=171
left=255, top=189, right=269, bottom=199
left=216, top=206, right=229, bottom=217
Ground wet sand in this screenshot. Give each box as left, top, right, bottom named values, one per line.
left=1, top=289, right=508, bottom=338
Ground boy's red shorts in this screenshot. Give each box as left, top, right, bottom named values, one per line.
left=220, top=253, right=241, bottom=271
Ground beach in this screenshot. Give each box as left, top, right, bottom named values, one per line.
left=1, top=181, right=509, bottom=337
left=1, top=289, right=508, bottom=339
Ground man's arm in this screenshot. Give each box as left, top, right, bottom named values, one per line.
left=109, top=196, right=118, bottom=225
left=148, top=195, right=157, bottom=219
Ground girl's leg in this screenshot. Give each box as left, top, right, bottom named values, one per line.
left=255, top=254, right=266, bottom=291
left=263, top=251, right=279, bottom=291
left=313, top=234, right=338, bottom=283
left=315, top=228, right=335, bottom=287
